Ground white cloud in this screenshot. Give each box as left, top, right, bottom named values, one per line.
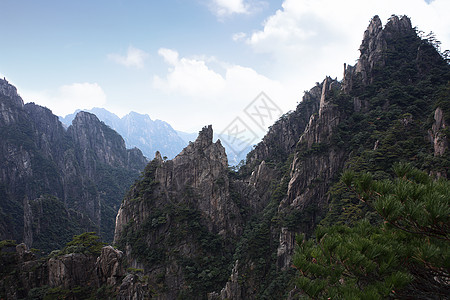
left=232, top=32, right=247, bottom=41
left=108, top=46, right=149, bottom=69
left=152, top=48, right=289, bottom=136
left=153, top=48, right=226, bottom=98
left=150, top=0, right=449, bottom=137
left=210, top=0, right=249, bottom=16
left=244, top=0, right=450, bottom=86
left=21, top=82, right=107, bottom=117
left=208, top=0, right=267, bottom=17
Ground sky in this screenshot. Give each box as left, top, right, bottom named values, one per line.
left=1, top=0, right=449, bottom=138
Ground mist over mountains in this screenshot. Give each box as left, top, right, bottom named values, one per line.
left=0, top=14, right=449, bottom=300
left=61, top=108, right=252, bottom=164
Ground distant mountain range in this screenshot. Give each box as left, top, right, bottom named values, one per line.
left=0, top=78, right=148, bottom=250
left=60, top=108, right=252, bottom=164
left=60, top=108, right=186, bottom=160
left=1, top=15, right=449, bottom=299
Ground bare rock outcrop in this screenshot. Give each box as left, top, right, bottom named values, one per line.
left=114, top=125, right=243, bottom=299
left=343, top=15, right=414, bottom=90
left=0, top=78, right=147, bottom=249
left=429, top=107, right=448, bottom=157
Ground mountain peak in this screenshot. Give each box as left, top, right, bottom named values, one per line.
left=194, top=124, right=213, bottom=149
left=0, top=77, right=24, bottom=108
left=72, top=111, right=100, bottom=125
left=385, top=15, right=412, bottom=34
left=347, top=14, right=416, bottom=87
left=365, top=15, right=383, bottom=38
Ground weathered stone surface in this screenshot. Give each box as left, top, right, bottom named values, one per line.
left=219, top=260, right=242, bottom=300
left=116, top=273, right=149, bottom=300
left=48, top=253, right=97, bottom=288
left=0, top=244, right=139, bottom=299
left=276, top=227, right=296, bottom=270
left=344, top=15, right=414, bottom=89
left=429, top=107, right=448, bottom=157
left=0, top=78, right=147, bottom=249
left=95, top=245, right=125, bottom=287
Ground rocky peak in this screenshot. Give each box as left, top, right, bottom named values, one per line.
left=158, top=125, right=232, bottom=233
left=318, top=76, right=339, bottom=117
left=354, top=15, right=387, bottom=85
left=364, top=15, right=383, bottom=40
left=346, top=15, right=414, bottom=88
left=70, top=111, right=108, bottom=132
left=24, top=103, right=66, bottom=146
left=0, top=77, right=24, bottom=108
left=68, top=111, right=128, bottom=168
left=194, top=124, right=214, bottom=149
left=384, top=15, right=413, bottom=35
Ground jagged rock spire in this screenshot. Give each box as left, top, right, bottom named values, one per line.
left=194, top=124, right=213, bottom=149
left=344, top=15, right=414, bottom=89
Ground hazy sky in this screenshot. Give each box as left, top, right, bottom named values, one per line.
left=1, top=0, right=449, bottom=135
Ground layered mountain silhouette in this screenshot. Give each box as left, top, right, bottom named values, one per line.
left=61, top=108, right=252, bottom=164
left=0, top=15, right=448, bottom=299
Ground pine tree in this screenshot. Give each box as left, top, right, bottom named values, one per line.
left=293, top=163, right=449, bottom=299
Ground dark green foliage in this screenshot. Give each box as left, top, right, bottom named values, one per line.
left=30, top=195, right=85, bottom=253
left=132, top=158, right=160, bottom=201
left=0, top=240, right=18, bottom=277
left=42, top=285, right=93, bottom=300
left=61, top=232, right=105, bottom=256
left=293, top=164, right=449, bottom=299
left=232, top=155, right=298, bottom=299
left=95, top=163, right=140, bottom=243
left=116, top=160, right=233, bottom=298
left=118, top=202, right=233, bottom=298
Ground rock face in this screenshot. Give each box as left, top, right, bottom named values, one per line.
left=48, top=253, right=97, bottom=288
left=281, top=77, right=345, bottom=236
left=114, top=125, right=242, bottom=299
left=2, top=14, right=449, bottom=300
left=0, top=78, right=147, bottom=251
left=0, top=243, right=144, bottom=300
left=61, top=108, right=187, bottom=159
left=429, top=107, right=448, bottom=157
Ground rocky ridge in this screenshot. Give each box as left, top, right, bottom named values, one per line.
left=1, top=14, right=448, bottom=300
left=113, top=125, right=243, bottom=298
left=61, top=108, right=187, bottom=160
left=0, top=79, right=147, bottom=250
left=212, top=14, right=449, bottom=299
left=0, top=242, right=148, bottom=300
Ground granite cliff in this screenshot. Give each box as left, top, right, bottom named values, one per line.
left=0, top=80, right=147, bottom=251
left=61, top=108, right=186, bottom=160
left=113, top=18, right=448, bottom=300
left=1, top=14, right=449, bottom=299
left=113, top=125, right=242, bottom=298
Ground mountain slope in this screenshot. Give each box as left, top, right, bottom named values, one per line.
left=61, top=108, right=186, bottom=159
left=0, top=81, right=147, bottom=251
left=0, top=14, right=448, bottom=300
left=113, top=15, right=449, bottom=299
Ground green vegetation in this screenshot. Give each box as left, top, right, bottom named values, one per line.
left=0, top=232, right=109, bottom=299
left=117, top=201, right=233, bottom=298
left=96, top=163, right=140, bottom=243
left=293, top=163, right=449, bottom=299
left=61, top=232, right=105, bottom=256
left=30, top=195, right=85, bottom=253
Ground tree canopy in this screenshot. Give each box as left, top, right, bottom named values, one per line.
left=293, top=163, right=449, bottom=299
